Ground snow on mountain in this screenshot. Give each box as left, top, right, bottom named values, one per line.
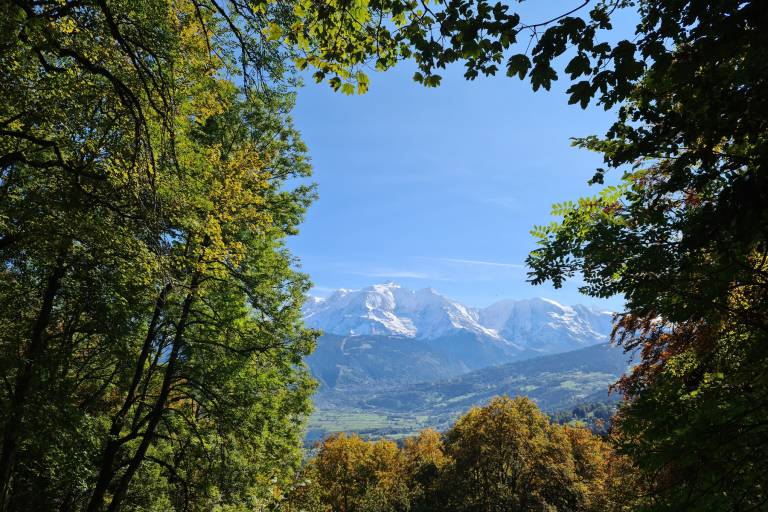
left=303, top=282, right=501, bottom=340
left=478, top=297, right=614, bottom=353
left=303, top=283, right=615, bottom=353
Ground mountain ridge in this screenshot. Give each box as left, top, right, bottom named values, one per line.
left=307, top=342, right=634, bottom=440
left=303, top=283, right=614, bottom=355
left=361, top=342, right=633, bottom=414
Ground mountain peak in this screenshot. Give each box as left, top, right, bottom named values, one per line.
left=538, top=297, right=569, bottom=310
left=365, top=282, right=400, bottom=291
left=303, top=284, right=614, bottom=354
left=304, top=283, right=497, bottom=340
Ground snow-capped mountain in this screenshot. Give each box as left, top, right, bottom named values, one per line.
left=303, top=283, right=617, bottom=396
left=303, top=283, right=502, bottom=341
left=303, top=283, right=614, bottom=354
left=478, top=298, right=614, bottom=354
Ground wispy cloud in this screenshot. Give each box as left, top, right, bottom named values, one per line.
left=430, top=257, right=525, bottom=269
left=330, top=258, right=523, bottom=286
left=349, top=269, right=445, bottom=280
left=309, top=286, right=343, bottom=294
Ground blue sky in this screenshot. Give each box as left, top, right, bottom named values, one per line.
left=288, top=3, right=635, bottom=310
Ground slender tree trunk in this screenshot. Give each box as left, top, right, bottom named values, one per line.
left=86, top=284, right=171, bottom=511
left=86, top=273, right=199, bottom=512
left=106, top=274, right=199, bottom=512
left=0, top=254, right=68, bottom=510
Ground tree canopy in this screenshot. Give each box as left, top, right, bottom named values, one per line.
left=521, top=2, right=768, bottom=508
left=2, top=1, right=317, bottom=510
left=289, top=397, right=638, bottom=512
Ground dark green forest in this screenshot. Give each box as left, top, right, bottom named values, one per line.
left=1, top=0, right=766, bottom=510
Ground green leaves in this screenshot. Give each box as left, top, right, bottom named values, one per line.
left=565, top=52, right=591, bottom=79
left=413, top=71, right=443, bottom=87
left=424, top=74, right=442, bottom=87
left=567, top=80, right=594, bottom=108
left=0, top=2, right=316, bottom=509
left=530, top=63, right=558, bottom=91
left=265, top=22, right=283, bottom=42
left=356, top=70, right=370, bottom=94
left=523, top=1, right=768, bottom=508
left=505, top=53, right=531, bottom=79
left=279, top=0, right=638, bottom=101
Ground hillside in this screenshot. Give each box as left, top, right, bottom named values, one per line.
left=307, top=343, right=634, bottom=440
left=306, top=331, right=526, bottom=389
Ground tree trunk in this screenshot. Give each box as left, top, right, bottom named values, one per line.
left=0, top=254, right=68, bottom=510
left=106, top=274, right=199, bottom=512
left=85, top=284, right=171, bottom=511
left=86, top=273, right=199, bottom=512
